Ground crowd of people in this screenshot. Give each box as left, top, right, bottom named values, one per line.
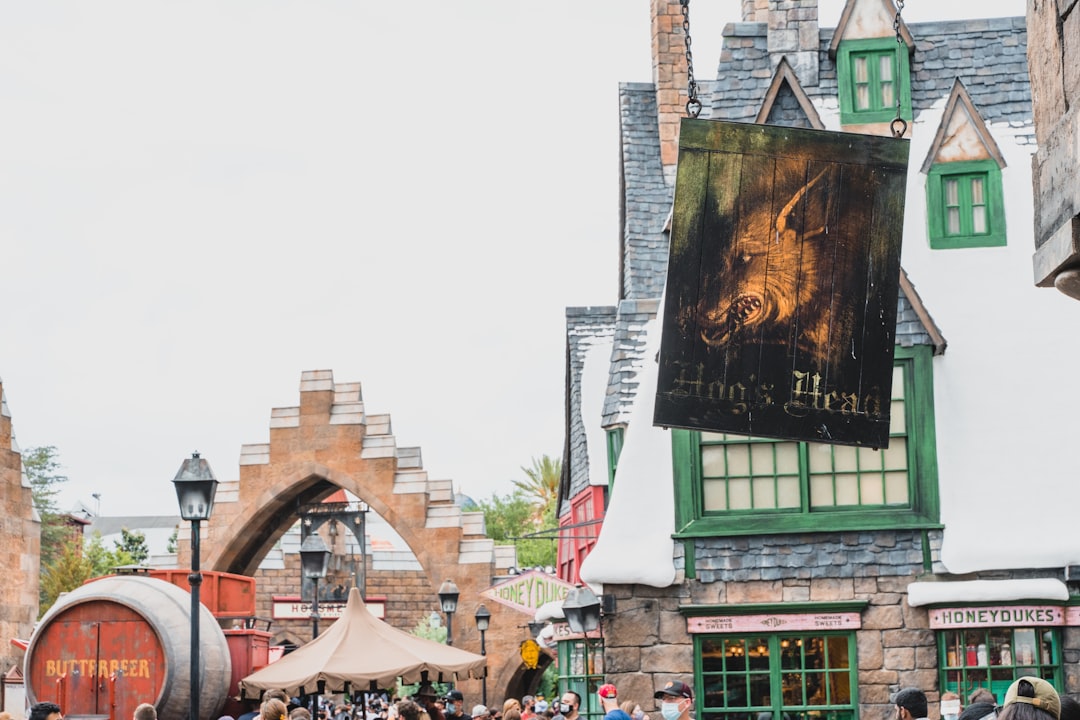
left=892, top=677, right=1079, bottom=720
left=219, top=679, right=674, bottom=720
left=21, top=673, right=1080, bottom=720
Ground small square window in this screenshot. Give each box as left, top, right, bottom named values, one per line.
left=927, top=160, right=1005, bottom=249
left=837, top=39, right=911, bottom=126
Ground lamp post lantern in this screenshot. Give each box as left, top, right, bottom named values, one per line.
left=172, top=452, right=219, bottom=720
left=562, top=584, right=602, bottom=634
left=563, top=584, right=604, bottom=677
left=300, top=533, right=332, bottom=639
left=474, top=603, right=491, bottom=706
left=437, top=579, right=460, bottom=646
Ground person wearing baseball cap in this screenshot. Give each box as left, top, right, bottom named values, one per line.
left=444, top=692, right=471, bottom=720
left=653, top=681, right=693, bottom=720
left=999, top=676, right=1061, bottom=720
left=597, top=684, right=632, bottom=720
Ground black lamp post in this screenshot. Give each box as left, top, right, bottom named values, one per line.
left=172, top=452, right=219, bottom=720
left=437, top=578, right=460, bottom=646
left=474, top=603, right=491, bottom=706
left=300, top=533, right=332, bottom=639
left=563, top=584, right=603, bottom=679
left=562, top=584, right=602, bottom=635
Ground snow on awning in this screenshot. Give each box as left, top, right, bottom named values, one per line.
left=908, top=578, right=1069, bottom=607
left=535, top=600, right=565, bottom=623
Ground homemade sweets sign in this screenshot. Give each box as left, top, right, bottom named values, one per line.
left=655, top=119, right=910, bottom=448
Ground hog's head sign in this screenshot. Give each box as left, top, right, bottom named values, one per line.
left=655, top=119, right=910, bottom=448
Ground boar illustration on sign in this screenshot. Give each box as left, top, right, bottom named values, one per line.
left=655, top=119, right=909, bottom=448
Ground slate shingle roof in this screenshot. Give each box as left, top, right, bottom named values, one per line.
left=619, top=83, right=674, bottom=301
left=710, top=17, right=1032, bottom=141
left=561, top=306, right=617, bottom=511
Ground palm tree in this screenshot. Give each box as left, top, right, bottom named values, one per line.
left=513, top=455, right=561, bottom=522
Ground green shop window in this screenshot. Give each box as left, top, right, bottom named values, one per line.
left=558, top=638, right=605, bottom=720
left=836, top=38, right=912, bottom=126
left=673, top=347, right=940, bottom=538
left=697, top=634, right=857, bottom=720
left=926, top=160, right=1006, bottom=249
left=938, top=627, right=1061, bottom=702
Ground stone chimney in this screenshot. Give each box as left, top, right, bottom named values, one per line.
left=652, top=0, right=690, bottom=177
left=742, top=0, right=769, bottom=22
left=768, top=0, right=820, bottom=86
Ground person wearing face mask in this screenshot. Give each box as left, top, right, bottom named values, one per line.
left=653, top=681, right=694, bottom=720
left=443, top=692, right=471, bottom=720
left=557, top=692, right=581, bottom=720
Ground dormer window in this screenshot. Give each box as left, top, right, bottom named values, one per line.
left=927, top=160, right=1005, bottom=249
left=837, top=38, right=912, bottom=126
left=921, top=79, right=1008, bottom=249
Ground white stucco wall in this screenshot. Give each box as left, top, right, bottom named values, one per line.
left=897, top=101, right=1080, bottom=574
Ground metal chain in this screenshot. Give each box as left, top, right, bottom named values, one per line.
left=681, top=0, right=702, bottom=118
left=891, top=0, right=907, bottom=138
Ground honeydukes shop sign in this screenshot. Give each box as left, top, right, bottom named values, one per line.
left=482, top=570, right=575, bottom=616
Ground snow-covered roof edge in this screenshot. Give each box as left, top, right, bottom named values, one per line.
left=580, top=311, right=677, bottom=589
left=908, top=578, right=1069, bottom=607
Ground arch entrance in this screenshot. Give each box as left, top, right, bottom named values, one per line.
left=176, top=370, right=525, bottom=704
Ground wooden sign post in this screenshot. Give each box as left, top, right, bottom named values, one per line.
left=655, top=119, right=910, bottom=448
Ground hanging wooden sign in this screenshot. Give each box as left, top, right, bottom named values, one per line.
left=654, top=119, right=910, bottom=448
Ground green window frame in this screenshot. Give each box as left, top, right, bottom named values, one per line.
left=558, top=638, right=605, bottom=720
left=927, top=160, right=1006, bottom=249
left=938, top=626, right=1061, bottom=702
left=606, top=427, right=625, bottom=487
left=836, top=38, right=912, bottom=126
left=696, top=632, right=858, bottom=720
left=673, top=346, right=939, bottom=537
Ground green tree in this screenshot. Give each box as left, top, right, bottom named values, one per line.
left=23, top=445, right=69, bottom=570
left=166, top=526, right=178, bottom=554
left=513, top=455, right=561, bottom=520
left=39, top=538, right=93, bottom=616
left=38, top=532, right=134, bottom=617
left=470, top=491, right=557, bottom=569
left=84, top=531, right=134, bottom=576
left=115, top=527, right=149, bottom=564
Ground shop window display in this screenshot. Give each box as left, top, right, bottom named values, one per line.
left=939, top=628, right=1060, bottom=701
left=697, top=634, right=857, bottom=720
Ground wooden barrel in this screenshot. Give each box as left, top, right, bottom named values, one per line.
left=25, top=575, right=232, bottom=720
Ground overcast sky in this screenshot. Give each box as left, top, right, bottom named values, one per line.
left=0, top=0, right=1023, bottom=518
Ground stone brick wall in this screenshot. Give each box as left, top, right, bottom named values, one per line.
left=1027, top=0, right=1080, bottom=289
left=768, top=0, right=819, bottom=86
left=651, top=0, right=689, bottom=172
left=252, top=558, right=438, bottom=644
left=592, top=529, right=1080, bottom=719
left=184, top=371, right=525, bottom=702
left=0, top=382, right=40, bottom=675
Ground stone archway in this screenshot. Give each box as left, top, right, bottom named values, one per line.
left=176, top=370, right=526, bottom=704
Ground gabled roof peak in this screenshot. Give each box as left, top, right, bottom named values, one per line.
left=829, top=0, right=915, bottom=59
left=920, top=78, right=1007, bottom=173
left=755, top=56, right=825, bottom=129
